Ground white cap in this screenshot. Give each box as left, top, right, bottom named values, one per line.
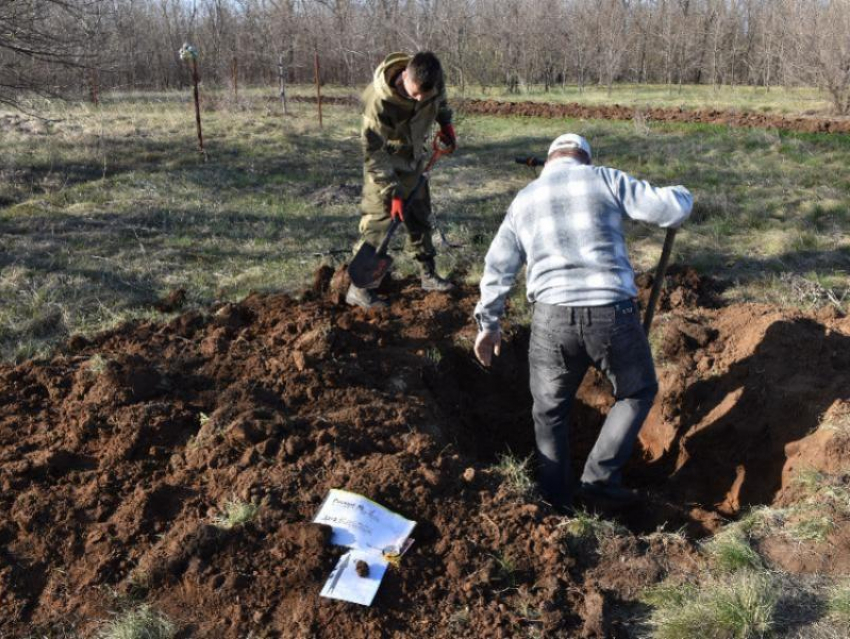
left=548, top=133, right=591, bottom=160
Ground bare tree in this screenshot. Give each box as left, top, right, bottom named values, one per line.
left=788, top=0, right=850, bottom=113
left=0, top=0, right=95, bottom=106
left=5, top=0, right=850, bottom=110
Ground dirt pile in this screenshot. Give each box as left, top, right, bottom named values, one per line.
left=288, top=94, right=850, bottom=133
left=455, top=99, right=850, bottom=133
left=1, top=267, right=848, bottom=637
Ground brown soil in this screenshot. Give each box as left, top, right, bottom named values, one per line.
left=289, top=94, right=850, bottom=133
left=455, top=99, right=850, bottom=134
left=1, top=266, right=849, bottom=637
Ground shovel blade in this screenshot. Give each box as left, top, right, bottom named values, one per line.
left=348, top=243, right=393, bottom=289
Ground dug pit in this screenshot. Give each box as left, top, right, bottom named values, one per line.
left=423, top=266, right=850, bottom=536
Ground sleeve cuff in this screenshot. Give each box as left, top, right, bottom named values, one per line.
left=474, top=311, right=501, bottom=333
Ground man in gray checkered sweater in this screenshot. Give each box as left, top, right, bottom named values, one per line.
left=473, top=133, right=693, bottom=512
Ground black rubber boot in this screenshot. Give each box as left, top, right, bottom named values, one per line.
left=419, top=258, right=454, bottom=292
left=345, top=284, right=388, bottom=310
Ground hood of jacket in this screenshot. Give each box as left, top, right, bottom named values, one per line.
left=371, top=52, right=413, bottom=108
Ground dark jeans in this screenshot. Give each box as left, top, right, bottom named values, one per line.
left=529, top=300, right=658, bottom=508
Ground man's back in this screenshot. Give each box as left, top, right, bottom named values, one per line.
left=473, top=133, right=693, bottom=511
left=507, top=157, right=692, bottom=307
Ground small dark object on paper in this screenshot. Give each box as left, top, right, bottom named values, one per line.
left=355, top=560, right=370, bottom=578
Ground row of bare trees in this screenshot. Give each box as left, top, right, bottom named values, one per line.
left=3, top=0, right=850, bottom=113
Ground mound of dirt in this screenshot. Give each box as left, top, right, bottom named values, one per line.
left=1, top=266, right=848, bottom=637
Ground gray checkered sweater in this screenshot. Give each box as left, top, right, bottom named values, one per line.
left=474, top=157, right=693, bottom=332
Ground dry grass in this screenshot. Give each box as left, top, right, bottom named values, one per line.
left=827, top=582, right=850, bottom=626
left=820, top=401, right=850, bottom=436
left=644, top=571, right=778, bottom=639
left=702, top=529, right=764, bottom=573
left=494, top=453, right=536, bottom=500
left=96, top=604, right=175, bottom=639
left=558, top=508, right=628, bottom=542
left=211, top=498, right=259, bottom=529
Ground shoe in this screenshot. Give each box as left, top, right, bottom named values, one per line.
left=419, top=258, right=454, bottom=292
left=345, top=284, right=388, bottom=310
left=577, top=482, right=641, bottom=505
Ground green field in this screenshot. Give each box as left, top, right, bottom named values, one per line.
left=1, top=89, right=848, bottom=361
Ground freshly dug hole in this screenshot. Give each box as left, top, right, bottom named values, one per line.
left=426, top=269, right=850, bottom=537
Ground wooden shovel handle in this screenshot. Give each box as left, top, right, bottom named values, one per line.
left=643, top=228, right=678, bottom=335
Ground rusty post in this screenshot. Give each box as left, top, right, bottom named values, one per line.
left=231, top=56, right=238, bottom=102
left=314, top=51, right=323, bottom=128
left=191, top=58, right=205, bottom=154
left=89, top=68, right=99, bottom=106
left=279, top=53, right=289, bottom=115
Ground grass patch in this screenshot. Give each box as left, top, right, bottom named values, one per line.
left=786, top=515, right=837, bottom=543
left=821, top=401, right=850, bottom=436
left=827, top=582, right=850, bottom=625
left=727, top=469, right=850, bottom=544
left=702, top=529, right=763, bottom=573
left=735, top=506, right=784, bottom=537
left=494, top=452, right=536, bottom=500
left=212, top=498, right=259, bottom=529
left=644, top=572, right=778, bottom=639
left=489, top=551, right=519, bottom=589
left=86, top=353, right=109, bottom=375
left=558, top=508, right=628, bottom=542
left=448, top=606, right=471, bottom=631
left=510, top=586, right=543, bottom=624
left=97, top=604, right=175, bottom=639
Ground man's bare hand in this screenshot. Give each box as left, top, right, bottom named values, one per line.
left=474, top=330, right=501, bottom=367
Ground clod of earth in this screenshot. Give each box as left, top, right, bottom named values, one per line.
left=0, top=264, right=848, bottom=637
left=355, top=560, right=370, bottom=578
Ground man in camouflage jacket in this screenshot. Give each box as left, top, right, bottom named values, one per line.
left=347, top=51, right=457, bottom=310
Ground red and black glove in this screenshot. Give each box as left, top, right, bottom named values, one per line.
left=437, top=123, right=457, bottom=150
left=390, top=196, right=404, bottom=222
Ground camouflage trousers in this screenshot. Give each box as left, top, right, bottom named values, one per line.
left=356, top=168, right=435, bottom=262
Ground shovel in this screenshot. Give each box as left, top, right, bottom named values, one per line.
left=515, top=156, right=545, bottom=167
left=347, top=178, right=425, bottom=289
left=348, top=138, right=451, bottom=289
left=642, top=228, right=677, bottom=334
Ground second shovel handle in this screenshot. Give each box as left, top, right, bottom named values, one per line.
left=376, top=174, right=427, bottom=256
left=643, top=227, right=678, bottom=335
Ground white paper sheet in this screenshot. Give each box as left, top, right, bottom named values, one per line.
left=313, top=488, right=416, bottom=554
left=320, top=550, right=388, bottom=606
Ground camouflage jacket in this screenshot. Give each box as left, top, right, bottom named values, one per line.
left=361, top=52, right=453, bottom=195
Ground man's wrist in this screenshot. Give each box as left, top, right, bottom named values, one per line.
left=474, top=314, right=501, bottom=334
